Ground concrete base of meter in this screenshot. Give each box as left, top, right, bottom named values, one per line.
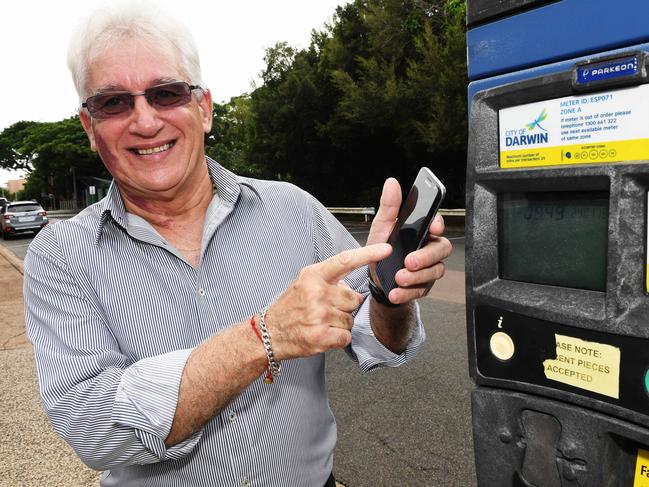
left=472, top=387, right=649, bottom=486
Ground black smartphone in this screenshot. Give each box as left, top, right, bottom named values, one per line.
left=372, top=167, right=446, bottom=295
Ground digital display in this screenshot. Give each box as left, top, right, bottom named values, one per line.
left=499, top=192, right=609, bottom=291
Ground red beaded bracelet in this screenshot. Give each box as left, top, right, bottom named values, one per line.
left=250, top=315, right=275, bottom=384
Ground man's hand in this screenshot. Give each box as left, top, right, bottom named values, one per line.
left=266, top=243, right=392, bottom=360
left=367, top=177, right=452, bottom=306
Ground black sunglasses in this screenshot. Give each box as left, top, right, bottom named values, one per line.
left=82, top=81, right=202, bottom=119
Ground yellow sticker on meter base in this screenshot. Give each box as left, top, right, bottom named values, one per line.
left=543, top=334, right=620, bottom=399
left=634, top=448, right=649, bottom=487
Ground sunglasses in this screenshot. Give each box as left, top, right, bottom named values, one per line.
left=82, top=81, right=202, bottom=119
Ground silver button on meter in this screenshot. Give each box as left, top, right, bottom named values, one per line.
left=489, top=332, right=515, bottom=361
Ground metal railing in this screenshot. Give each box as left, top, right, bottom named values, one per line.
left=326, top=207, right=376, bottom=222
left=327, top=207, right=465, bottom=220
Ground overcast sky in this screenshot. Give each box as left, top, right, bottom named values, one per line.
left=0, top=0, right=350, bottom=186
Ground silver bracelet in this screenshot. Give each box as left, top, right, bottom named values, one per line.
left=258, top=307, right=281, bottom=381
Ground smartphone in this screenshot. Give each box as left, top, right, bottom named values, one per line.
left=372, top=167, right=446, bottom=295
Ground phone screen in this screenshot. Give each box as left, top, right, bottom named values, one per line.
left=373, top=168, right=445, bottom=295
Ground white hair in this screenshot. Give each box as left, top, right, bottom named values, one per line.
left=67, top=1, right=205, bottom=102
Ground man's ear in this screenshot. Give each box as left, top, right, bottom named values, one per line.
left=79, top=110, right=97, bottom=151
left=198, top=89, right=213, bottom=134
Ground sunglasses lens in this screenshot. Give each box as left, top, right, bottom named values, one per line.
left=149, top=82, right=192, bottom=108
left=84, top=82, right=196, bottom=118
left=88, top=93, right=132, bottom=118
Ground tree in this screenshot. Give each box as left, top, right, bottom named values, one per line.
left=0, top=121, right=40, bottom=171
left=248, top=0, right=467, bottom=206
left=205, top=96, right=265, bottom=178
left=0, top=117, right=107, bottom=202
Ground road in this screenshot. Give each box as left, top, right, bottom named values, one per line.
left=4, top=219, right=474, bottom=486
left=1, top=233, right=37, bottom=260
left=329, top=223, right=472, bottom=486
left=0, top=216, right=67, bottom=259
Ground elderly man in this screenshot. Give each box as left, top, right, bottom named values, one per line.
left=24, top=4, right=452, bottom=487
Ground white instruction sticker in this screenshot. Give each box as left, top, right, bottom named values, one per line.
left=499, top=84, right=649, bottom=168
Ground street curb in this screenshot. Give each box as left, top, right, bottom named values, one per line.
left=0, top=243, right=24, bottom=275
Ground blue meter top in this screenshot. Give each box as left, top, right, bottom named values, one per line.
left=466, top=0, right=649, bottom=80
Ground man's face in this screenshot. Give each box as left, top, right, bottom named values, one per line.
left=79, top=39, right=212, bottom=202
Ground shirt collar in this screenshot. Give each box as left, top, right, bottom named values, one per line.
left=93, top=156, right=244, bottom=245
left=205, top=156, right=243, bottom=205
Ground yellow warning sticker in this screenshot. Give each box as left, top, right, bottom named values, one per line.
left=500, top=138, right=649, bottom=169
left=543, top=334, right=620, bottom=399
left=634, top=448, right=649, bottom=487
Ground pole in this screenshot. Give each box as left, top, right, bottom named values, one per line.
left=71, top=167, right=78, bottom=210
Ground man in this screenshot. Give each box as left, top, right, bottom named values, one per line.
left=25, top=4, right=452, bottom=486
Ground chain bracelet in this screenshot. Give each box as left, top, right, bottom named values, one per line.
left=258, top=307, right=281, bottom=378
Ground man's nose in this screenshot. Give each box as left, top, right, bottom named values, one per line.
left=128, top=95, right=163, bottom=135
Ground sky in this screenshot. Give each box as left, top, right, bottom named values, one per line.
left=0, top=0, right=351, bottom=186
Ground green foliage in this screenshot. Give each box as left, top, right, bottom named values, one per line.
left=260, top=42, right=298, bottom=86
left=0, top=116, right=106, bottom=202
left=246, top=0, right=468, bottom=206
left=0, top=121, right=40, bottom=171
left=205, top=96, right=267, bottom=178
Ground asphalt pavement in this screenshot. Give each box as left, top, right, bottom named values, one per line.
left=0, top=221, right=474, bottom=486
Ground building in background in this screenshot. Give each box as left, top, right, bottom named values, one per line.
left=6, top=179, right=25, bottom=196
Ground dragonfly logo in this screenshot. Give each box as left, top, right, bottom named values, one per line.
left=505, top=109, right=549, bottom=147
left=526, top=109, right=548, bottom=132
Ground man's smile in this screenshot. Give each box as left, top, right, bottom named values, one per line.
left=130, top=140, right=175, bottom=155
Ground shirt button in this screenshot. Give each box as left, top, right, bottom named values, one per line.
left=228, top=412, right=237, bottom=422
left=198, top=288, right=206, bottom=297
left=241, top=478, right=250, bottom=487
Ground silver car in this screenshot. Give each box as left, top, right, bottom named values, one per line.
left=1, top=201, right=48, bottom=239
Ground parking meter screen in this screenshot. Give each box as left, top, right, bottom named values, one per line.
left=499, top=192, right=609, bottom=291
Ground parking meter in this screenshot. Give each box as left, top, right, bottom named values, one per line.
left=466, top=1, right=649, bottom=485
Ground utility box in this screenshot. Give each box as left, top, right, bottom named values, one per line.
left=466, top=1, right=649, bottom=485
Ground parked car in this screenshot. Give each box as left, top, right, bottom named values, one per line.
left=1, top=200, right=48, bottom=239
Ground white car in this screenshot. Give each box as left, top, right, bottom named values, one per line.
left=1, top=200, right=48, bottom=239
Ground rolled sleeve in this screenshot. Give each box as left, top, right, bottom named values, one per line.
left=350, top=297, right=426, bottom=372
left=112, top=348, right=203, bottom=461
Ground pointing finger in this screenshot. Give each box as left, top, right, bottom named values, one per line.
left=317, top=244, right=391, bottom=283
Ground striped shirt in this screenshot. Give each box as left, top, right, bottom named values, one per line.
left=24, top=157, right=425, bottom=486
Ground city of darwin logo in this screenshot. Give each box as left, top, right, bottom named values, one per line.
left=505, top=108, right=549, bottom=147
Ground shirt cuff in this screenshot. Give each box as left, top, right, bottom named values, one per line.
left=111, top=348, right=203, bottom=461
left=350, top=297, right=426, bottom=373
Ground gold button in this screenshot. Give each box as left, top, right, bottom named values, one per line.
left=489, top=332, right=515, bottom=361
